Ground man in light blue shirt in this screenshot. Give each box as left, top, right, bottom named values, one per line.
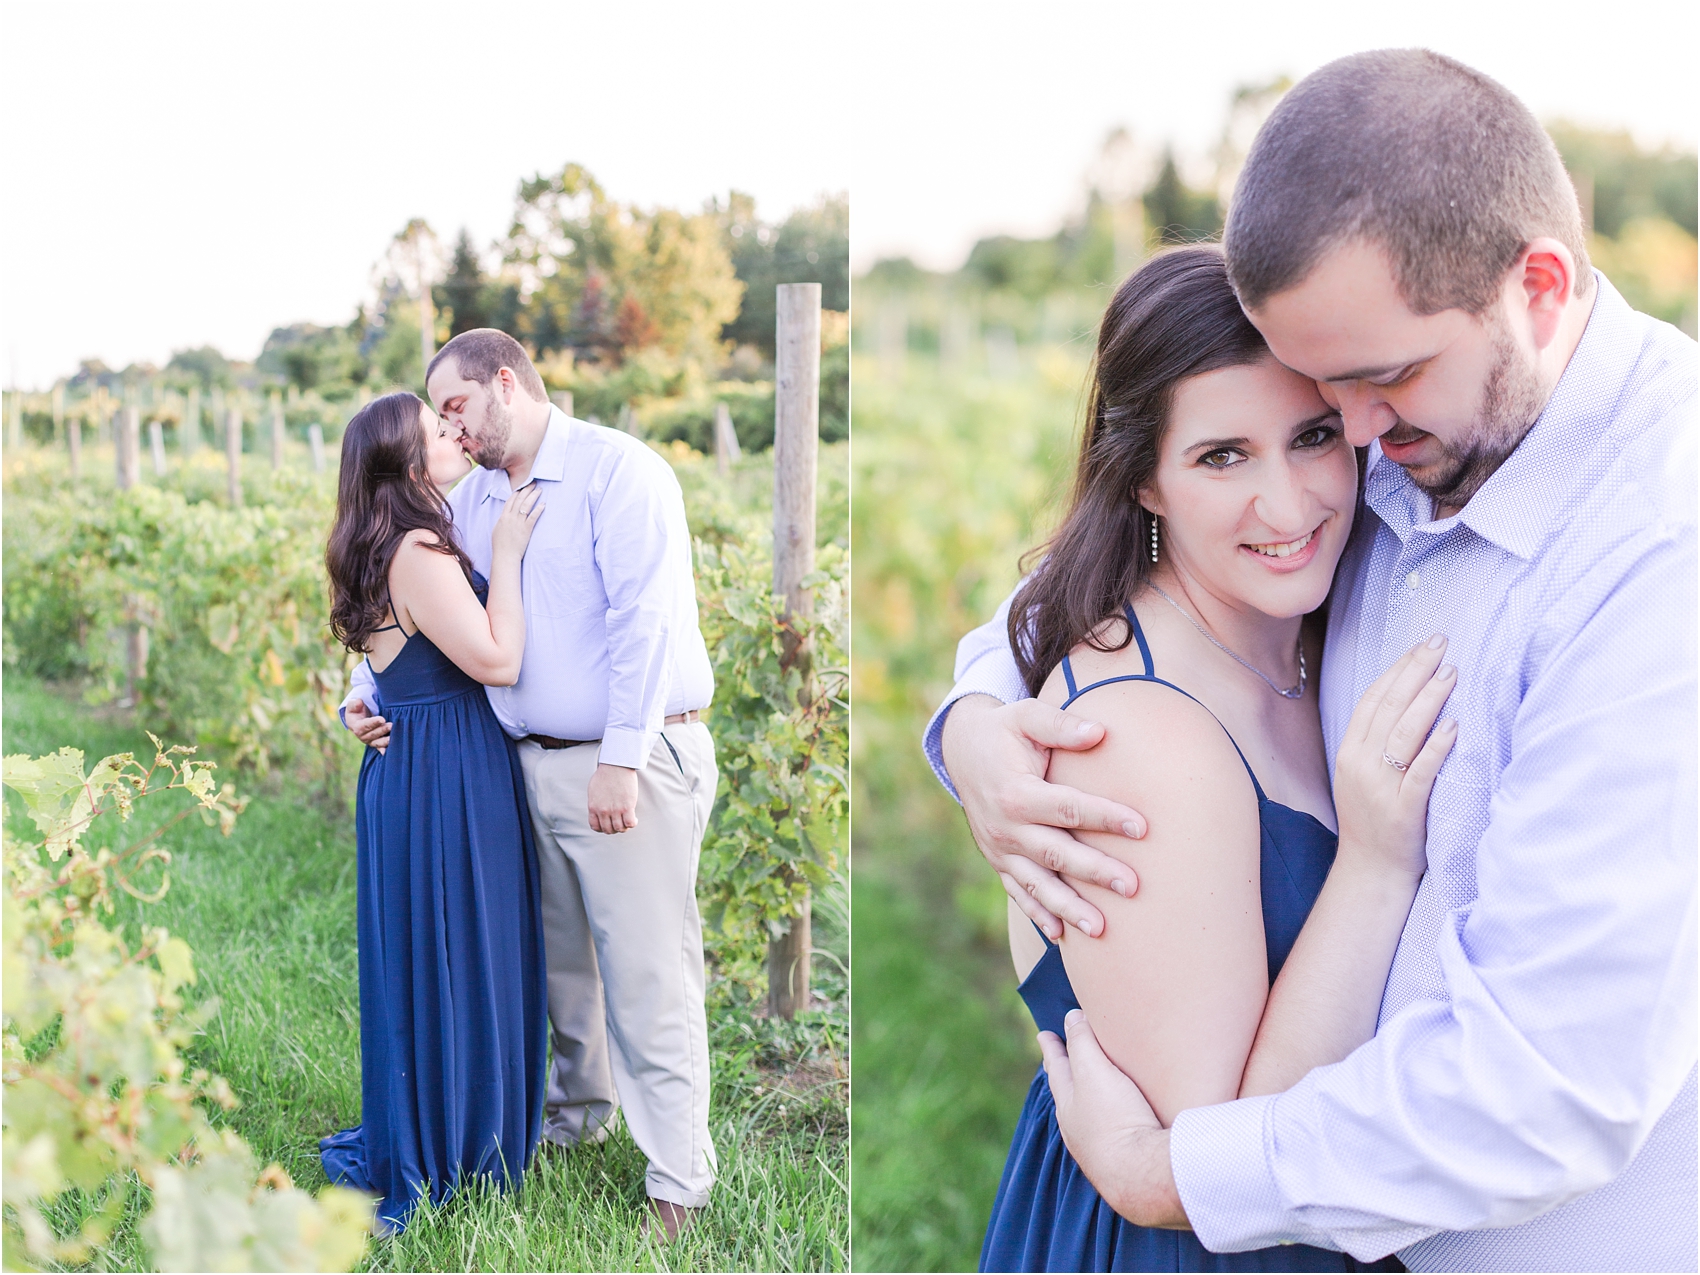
left=344, top=329, right=717, bottom=1240
left=926, top=51, right=1696, bottom=1271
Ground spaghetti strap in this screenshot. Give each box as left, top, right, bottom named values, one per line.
left=1124, top=602, right=1154, bottom=677
left=372, top=586, right=405, bottom=635
left=1057, top=602, right=1270, bottom=804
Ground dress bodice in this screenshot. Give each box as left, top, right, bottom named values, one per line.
left=370, top=571, right=488, bottom=710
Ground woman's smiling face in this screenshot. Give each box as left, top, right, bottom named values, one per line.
left=1140, top=356, right=1357, bottom=620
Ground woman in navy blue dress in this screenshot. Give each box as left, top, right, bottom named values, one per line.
left=980, top=248, right=1456, bottom=1271
left=321, top=392, right=549, bottom=1233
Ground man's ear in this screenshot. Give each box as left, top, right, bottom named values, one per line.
left=496, top=366, right=518, bottom=405
left=1517, top=238, right=1579, bottom=351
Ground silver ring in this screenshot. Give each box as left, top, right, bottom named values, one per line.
left=1382, top=752, right=1410, bottom=772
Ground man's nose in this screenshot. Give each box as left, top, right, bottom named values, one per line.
left=1336, top=383, right=1399, bottom=448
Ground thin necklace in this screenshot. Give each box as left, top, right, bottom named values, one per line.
left=1149, top=583, right=1306, bottom=700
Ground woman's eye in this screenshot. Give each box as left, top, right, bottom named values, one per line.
left=1198, top=449, right=1241, bottom=470
left=1294, top=423, right=1340, bottom=449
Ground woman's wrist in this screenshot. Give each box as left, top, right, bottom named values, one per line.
left=1329, top=841, right=1424, bottom=897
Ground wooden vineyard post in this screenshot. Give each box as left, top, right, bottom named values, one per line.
left=6, top=390, right=20, bottom=452
left=714, top=401, right=741, bottom=478
left=149, top=419, right=167, bottom=476
left=549, top=390, right=574, bottom=417
left=112, top=405, right=147, bottom=702
left=68, top=409, right=82, bottom=479
left=210, top=387, right=225, bottom=450
left=270, top=391, right=285, bottom=469
left=116, top=406, right=141, bottom=489
left=225, top=406, right=242, bottom=506
left=183, top=387, right=200, bottom=454
left=308, top=422, right=325, bottom=473
left=768, top=282, right=821, bottom=1020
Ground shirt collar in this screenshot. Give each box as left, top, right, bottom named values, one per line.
left=478, top=404, right=573, bottom=502
left=1363, top=272, right=1639, bottom=561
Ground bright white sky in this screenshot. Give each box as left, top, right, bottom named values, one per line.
left=4, top=2, right=1693, bottom=387
left=852, top=0, right=1699, bottom=272
left=0, top=1, right=848, bottom=389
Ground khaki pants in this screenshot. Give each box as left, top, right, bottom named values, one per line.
left=516, top=723, right=718, bottom=1208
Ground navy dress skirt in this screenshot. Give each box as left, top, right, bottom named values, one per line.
left=981, top=606, right=1401, bottom=1273
left=321, top=577, right=548, bottom=1233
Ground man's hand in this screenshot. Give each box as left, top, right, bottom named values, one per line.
left=941, top=694, right=1147, bottom=939
left=1042, top=1010, right=1189, bottom=1230
left=588, top=763, right=639, bottom=834
left=345, top=698, right=391, bottom=754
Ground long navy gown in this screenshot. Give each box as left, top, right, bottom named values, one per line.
left=321, top=576, right=548, bottom=1233
left=981, top=605, right=1402, bottom=1273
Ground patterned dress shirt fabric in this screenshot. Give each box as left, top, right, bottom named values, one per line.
left=921, top=275, right=1698, bottom=1272
left=344, top=407, right=714, bottom=769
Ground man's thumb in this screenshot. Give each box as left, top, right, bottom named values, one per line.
left=1039, top=1029, right=1073, bottom=1106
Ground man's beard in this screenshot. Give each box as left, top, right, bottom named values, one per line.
left=1402, top=317, right=1547, bottom=512
left=468, top=393, right=514, bottom=470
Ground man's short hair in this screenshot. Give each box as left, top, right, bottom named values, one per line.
left=1225, top=49, right=1592, bottom=316
left=426, top=329, right=548, bottom=402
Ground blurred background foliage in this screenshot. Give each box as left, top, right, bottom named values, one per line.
left=849, top=88, right=1696, bottom=1271
left=11, top=169, right=847, bottom=460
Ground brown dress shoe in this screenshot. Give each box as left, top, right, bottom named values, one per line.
left=645, top=1197, right=700, bottom=1242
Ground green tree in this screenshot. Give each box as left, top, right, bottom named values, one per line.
left=436, top=228, right=491, bottom=337
left=501, top=163, right=743, bottom=367
left=256, top=324, right=361, bottom=393
left=1143, top=148, right=1221, bottom=244
left=1549, top=122, right=1698, bottom=237
left=164, top=347, right=233, bottom=391
left=719, top=194, right=850, bottom=356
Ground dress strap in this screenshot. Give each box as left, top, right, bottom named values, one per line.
left=1123, top=602, right=1154, bottom=677
left=1056, top=602, right=1270, bottom=804
left=372, top=585, right=405, bottom=634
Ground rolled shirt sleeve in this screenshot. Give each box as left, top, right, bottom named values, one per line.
left=1172, top=531, right=1699, bottom=1263
left=338, top=657, right=379, bottom=727
left=921, top=589, right=1028, bottom=801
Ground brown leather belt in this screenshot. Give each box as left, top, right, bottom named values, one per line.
left=524, top=710, right=701, bottom=751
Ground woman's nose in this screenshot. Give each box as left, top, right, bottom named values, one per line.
left=1253, top=455, right=1311, bottom=534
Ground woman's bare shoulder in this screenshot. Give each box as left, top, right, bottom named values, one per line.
left=1047, top=675, right=1258, bottom=841
left=390, top=529, right=459, bottom=579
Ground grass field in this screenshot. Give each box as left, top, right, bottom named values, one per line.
left=849, top=341, right=1087, bottom=1271
left=4, top=676, right=847, bottom=1273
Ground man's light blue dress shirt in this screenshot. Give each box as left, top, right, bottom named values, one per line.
left=922, top=276, right=1698, bottom=1271
left=345, top=407, right=714, bottom=769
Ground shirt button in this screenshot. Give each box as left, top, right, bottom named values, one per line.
left=1406, top=570, right=1421, bottom=590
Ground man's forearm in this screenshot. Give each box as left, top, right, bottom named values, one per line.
left=936, top=692, right=1004, bottom=795
left=1102, top=1129, right=1189, bottom=1231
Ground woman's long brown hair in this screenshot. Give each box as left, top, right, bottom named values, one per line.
left=326, top=392, right=473, bottom=653
left=1009, top=247, right=1271, bottom=696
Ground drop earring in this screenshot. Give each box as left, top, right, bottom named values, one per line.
left=1149, top=515, right=1159, bottom=564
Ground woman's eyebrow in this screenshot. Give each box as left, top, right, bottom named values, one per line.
left=1183, top=435, right=1251, bottom=456
left=1290, top=409, right=1342, bottom=433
